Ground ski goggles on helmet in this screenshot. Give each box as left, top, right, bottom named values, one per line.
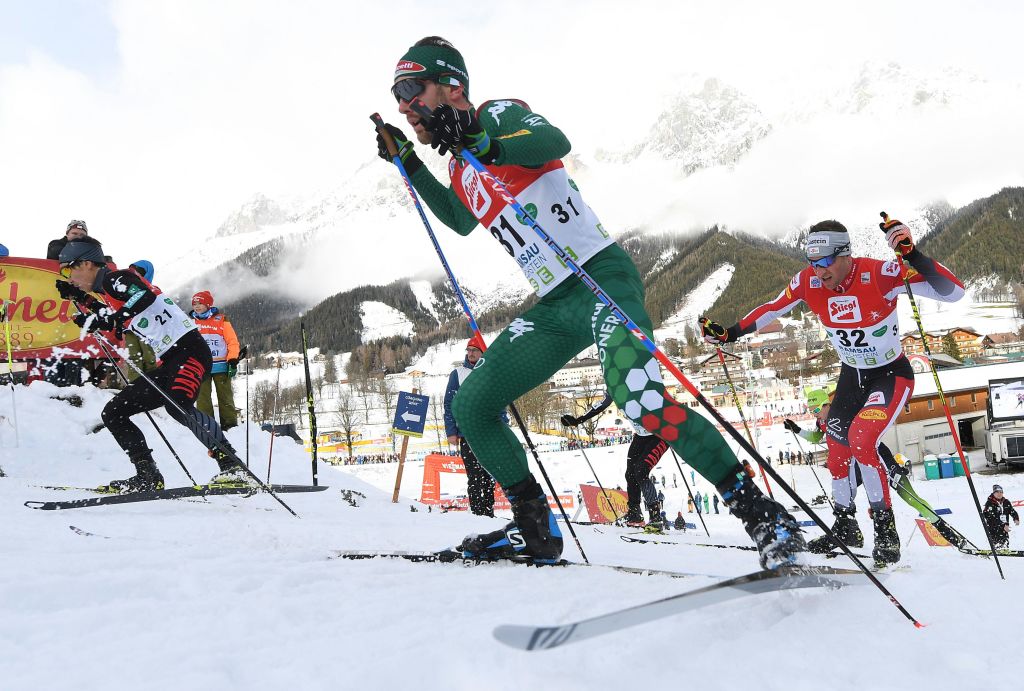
left=391, top=78, right=430, bottom=104
left=805, top=230, right=851, bottom=268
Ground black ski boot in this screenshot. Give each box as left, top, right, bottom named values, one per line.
left=102, top=453, right=164, bottom=494
left=717, top=471, right=806, bottom=570
left=807, top=504, right=864, bottom=553
left=644, top=501, right=665, bottom=534
left=872, top=507, right=900, bottom=567
left=932, top=519, right=964, bottom=549
left=623, top=503, right=645, bottom=527
left=459, top=476, right=563, bottom=564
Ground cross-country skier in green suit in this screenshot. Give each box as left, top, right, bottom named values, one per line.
left=375, top=36, right=806, bottom=568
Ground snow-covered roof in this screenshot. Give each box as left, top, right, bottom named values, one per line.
left=912, top=360, right=1024, bottom=398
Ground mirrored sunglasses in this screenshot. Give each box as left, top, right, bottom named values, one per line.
left=391, top=79, right=429, bottom=104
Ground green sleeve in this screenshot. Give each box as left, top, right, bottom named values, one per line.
left=477, top=99, right=571, bottom=167
left=407, top=166, right=479, bottom=236
left=800, top=428, right=825, bottom=444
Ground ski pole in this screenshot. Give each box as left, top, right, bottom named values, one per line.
left=300, top=320, right=319, bottom=487
left=713, top=345, right=773, bottom=498
left=566, top=425, right=622, bottom=525
left=245, top=355, right=250, bottom=468
left=92, top=336, right=202, bottom=489
left=881, top=211, right=1003, bottom=580
left=1, top=301, right=20, bottom=448
left=401, top=102, right=921, bottom=625
left=267, top=356, right=283, bottom=484
left=668, top=449, right=711, bottom=537
left=786, top=427, right=835, bottom=511
left=372, top=113, right=590, bottom=564
left=91, top=331, right=299, bottom=517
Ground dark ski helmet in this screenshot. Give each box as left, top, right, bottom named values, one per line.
left=58, top=237, right=106, bottom=265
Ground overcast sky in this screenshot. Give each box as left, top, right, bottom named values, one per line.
left=2, top=0, right=1022, bottom=271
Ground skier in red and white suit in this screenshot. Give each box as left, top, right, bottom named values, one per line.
left=701, top=218, right=964, bottom=565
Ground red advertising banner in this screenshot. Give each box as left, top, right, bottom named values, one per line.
left=915, top=518, right=952, bottom=547
left=0, top=257, right=110, bottom=359
left=418, top=453, right=573, bottom=511
left=580, top=483, right=630, bottom=524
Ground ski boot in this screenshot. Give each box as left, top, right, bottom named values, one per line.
left=933, top=519, right=964, bottom=549
left=207, top=444, right=255, bottom=488
left=807, top=504, right=864, bottom=553
left=717, top=471, right=806, bottom=570
left=623, top=503, right=645, bottom=528
left=101, top=453, right=164, bottom=494
left=643, top=501, right=666, bottom=534
left=459, top=476, right=563, bottom=564
left=872, top=507, right=901, bottom=568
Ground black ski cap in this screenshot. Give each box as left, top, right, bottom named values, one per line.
left=993, top=484, right=1003, bottom=492
left=58, top=237, right=107, bottom=265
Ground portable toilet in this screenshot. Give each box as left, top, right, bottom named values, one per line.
left=923, top=454, right=940, bottom=481
left=938, top=454, right=955, bottom=479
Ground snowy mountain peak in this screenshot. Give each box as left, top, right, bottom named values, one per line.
left=215, top=194, right=295, bottom=238
left=604, top=77, right=771, bottom=174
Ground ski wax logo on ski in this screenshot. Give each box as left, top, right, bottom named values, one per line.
left=460, top=167, right=492, bottom=218
left=507, top=318, right=534, bottom=342
left=827, top=295, right=861, bottom=322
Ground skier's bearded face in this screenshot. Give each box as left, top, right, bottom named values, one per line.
left=396, top=79, right=462, bottom=146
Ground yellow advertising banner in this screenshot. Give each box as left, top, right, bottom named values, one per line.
left=0, top=257, right=108, bottom=359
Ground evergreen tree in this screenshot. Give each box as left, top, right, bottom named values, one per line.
left=941, top=333, right=963, bottom=361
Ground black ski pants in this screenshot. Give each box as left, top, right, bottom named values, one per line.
left=460, top=437, right=495, bottom=517
left=101, top=331, right=229, bottom=465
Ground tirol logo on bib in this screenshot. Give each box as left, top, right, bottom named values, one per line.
left=828, top=295, right=861, bottom=323
left=460, top=167, right=492, bottom=218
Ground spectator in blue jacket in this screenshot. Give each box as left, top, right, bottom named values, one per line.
left=444, top=335, right=506, bottom=516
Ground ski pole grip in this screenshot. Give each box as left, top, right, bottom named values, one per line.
left=370, top=113, right=400, bottom=158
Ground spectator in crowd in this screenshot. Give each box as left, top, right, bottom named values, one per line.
left=687, top=496, right=695, bottom=513
left=694, top=490, right=703, bottom=515
left=47, top=220, right=89, bottom=261
left=984, top=485, right=1020, bottom=549
left=120, top=261, right=158, bottom=382
left=673, top=512, right=687, bottom=530
left=444, top=335, right=502, bottom=517
left=704, top=493, right=710, bottom=514
left=713, top=494, right=720, bottom=514
left=189, top=291, right=241, bottom=431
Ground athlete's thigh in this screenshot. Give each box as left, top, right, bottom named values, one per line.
left=823, top=365, right=865, bottom=446
left=457, top=298, right=591, bottom=411
left=847, top=373, right=913, bottom=459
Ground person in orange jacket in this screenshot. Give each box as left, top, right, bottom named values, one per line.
left=189, top=291, right=240, bottom=430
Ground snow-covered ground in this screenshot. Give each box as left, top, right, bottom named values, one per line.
left=2, top=383, right=1023, bottom=690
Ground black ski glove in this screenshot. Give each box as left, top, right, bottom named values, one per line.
left=425, top=105, right=500, bottom=163
left=699, top=317, right=730, bottom=344
left=560, top=414, right=579, bottom=427
left=376, top=123, right=423, bottom=175
left=783, top=419, right=801, bottom=434
left=55, top=279, right=89, bottom=303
